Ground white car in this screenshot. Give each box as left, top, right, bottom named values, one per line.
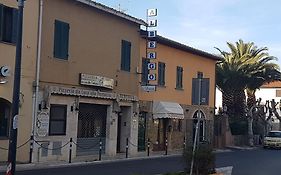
left=264, top=131, right=281, bottom=149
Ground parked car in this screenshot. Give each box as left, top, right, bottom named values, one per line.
left=264, top=131, right=281, bottom=149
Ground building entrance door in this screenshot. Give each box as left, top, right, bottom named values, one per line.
left=76, top=103, right=107, bottom=156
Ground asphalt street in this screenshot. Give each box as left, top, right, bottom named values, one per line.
left=1, top=148, right=281, bottom=175
left=216, top=148, right=281, bottom=175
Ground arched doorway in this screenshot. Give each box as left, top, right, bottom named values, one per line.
left=193, top=110, right=206, bottom=142
left=0, top=98, right=11, bottom=137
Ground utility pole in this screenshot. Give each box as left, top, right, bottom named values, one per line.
left=6, top=0, right=25, bottom=175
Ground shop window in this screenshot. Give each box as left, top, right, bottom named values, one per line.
left=0, top=4, right=18, bottom=44
left=49, top=104, right=67, bottom=136
left=121, top=40, right=131, bottom=72
left=0, top=98, right=11, bottom=137
left=53, top=20, right=69, bottom=60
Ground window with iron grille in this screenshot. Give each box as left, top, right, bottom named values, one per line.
left=49, top=104, right=67, bottom=136
left=0, top=4, right=18, bottom=44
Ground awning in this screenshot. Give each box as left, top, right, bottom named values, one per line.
left=152, top=101, right=184, bottom=119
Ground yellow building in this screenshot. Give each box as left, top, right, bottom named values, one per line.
left=0, top=0, right=39, bottom=162
left=1, top=0, right=145, bottom=162
left=0, top=0, right=219, bottom=163
left=35, top=0, right=145, bottom=162
left=138, top=34, right=221, bottom=151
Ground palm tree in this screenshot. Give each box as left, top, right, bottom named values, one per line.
left=216, top=40, right=280, bottom=138
left=216, top=40, right=256, bottom=119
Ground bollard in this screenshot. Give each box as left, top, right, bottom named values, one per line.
left=165, top=138, right=168, bottom=155
left=147, top=138, right=150, bottom=157
left=69, top=138, right=73, bottom=163
left=99, top=138, right=102, bottom=161
left=126, top=138, right=129, bottom=158
left=29, top=135, right=34, bottom=163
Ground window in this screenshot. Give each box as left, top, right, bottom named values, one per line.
left=141, top=58, right=150, bottom=85
left=0, top=99, right=11, bottom=137
left=176, top=66, right=183, bottom=89
left=121, top=40, right=131, bottom=71
left=158, top=62, right=165, bottom=86
left=54, top=20, right=69, bottom=59
left=0, top=4, right=18, bottom=44
left=49, top=104, right=67, bottom=135
left=192, top=77, right=210, bottom=105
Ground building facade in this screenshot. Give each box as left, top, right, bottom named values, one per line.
left=34, top=0, right=145, bottom=162
left=138, top=34, right=220, bottom=151
left=0, top=0, right=219, bottom=163
left=1, top=0, right=145, bottom=163
left=0, top=0, right=39, bottom=162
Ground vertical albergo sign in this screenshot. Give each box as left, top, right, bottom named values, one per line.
left=144, top=8, right=158, bottom=91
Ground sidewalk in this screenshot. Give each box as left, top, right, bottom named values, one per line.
left=0, top=148, right=233, bottom=173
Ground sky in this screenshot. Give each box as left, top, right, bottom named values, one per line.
left=96, top=0, right=281, bottom=65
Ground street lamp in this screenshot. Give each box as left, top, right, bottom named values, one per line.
left=6, top=0, right=25, bottom=175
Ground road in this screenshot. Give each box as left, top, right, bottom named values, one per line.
left=216, top=148, right=281, bottom=175
left=1, top=148, right=281, bottom=175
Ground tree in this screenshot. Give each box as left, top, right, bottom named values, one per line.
left=216, top=39, right=280, bottom=141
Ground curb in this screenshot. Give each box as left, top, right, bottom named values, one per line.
left=226, top=146, right=260, bottom=150
left=0, top=154, right=182, bottom=172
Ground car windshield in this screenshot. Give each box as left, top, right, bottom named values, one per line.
left=267, top=132, right=281, bottom=138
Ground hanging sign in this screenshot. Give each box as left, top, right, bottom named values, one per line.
left=148, top=19, right=157, bottom=27
left=147, top=52, right=156, bottom=59
left=148, top=41, right=157, bottom=48
left=147, top=9, right=157, bottom=17
left=148, top=63, right=156, bottom=70
left=148, top=74, right=156, bottom=81
left=142, top=85, right=156, bottom=92
left=148, top=31, right=157, bottom=38
left=145, top=8, right=158, bottom=87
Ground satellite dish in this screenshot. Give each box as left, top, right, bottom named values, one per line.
left=0, top=66, right=11, bottom=77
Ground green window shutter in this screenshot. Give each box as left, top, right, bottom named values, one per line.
left=121, top=40, right=125, bottom=70
left=158, top=62, right=165, bottom=86
left=142, top=58, right=149, bottom=85
left=121, top=40, right=131, bottom=71
left=0, top=4, right=3, bottom=41
left=192, top=78, right=199, bottom=105
left=200, top=78, right=210, bottom=105
left=54, top=20, right=69, bottom=59
left=176, top=66, right=183, bottom=88
left=11, top=8, right=18, bottom=44
left=158, top=62, right=162, bottom=85
left=180, top=67, right=183, bottom=88
left=127, top=41, right=131, bottom=71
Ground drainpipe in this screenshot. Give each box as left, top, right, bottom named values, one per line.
left=31, top=0, right=43, bottom=162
